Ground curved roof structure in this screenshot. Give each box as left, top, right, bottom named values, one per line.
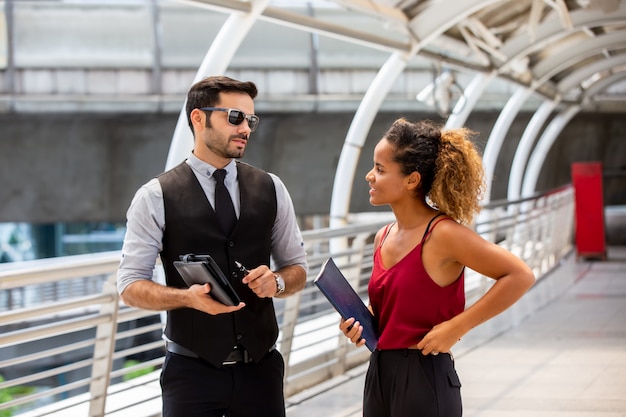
left=175, top=0, right=626, bottom=111
left=167, top=0, right=625, bottom=227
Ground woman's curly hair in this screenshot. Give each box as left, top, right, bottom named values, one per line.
left=383, top=118, right=485, bottom=224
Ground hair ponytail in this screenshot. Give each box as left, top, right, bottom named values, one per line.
left=429, top=128, right=485, bottom=224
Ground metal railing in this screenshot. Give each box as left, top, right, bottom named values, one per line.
left=0, top=185, right=575, bottom=416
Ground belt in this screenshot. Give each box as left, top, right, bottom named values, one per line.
left=166, top=341, right=255, bottom=366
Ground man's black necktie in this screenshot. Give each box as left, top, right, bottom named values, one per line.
left=213, top=169, right=237, bottom=235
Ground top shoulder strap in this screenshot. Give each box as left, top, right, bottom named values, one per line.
left=420, top=213, right=444, bottom=242
left=378, top=222, right=395, bottom=248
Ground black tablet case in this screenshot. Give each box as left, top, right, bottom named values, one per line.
left=173, top=254, right=241, bottom=306
left=314, top=257, right=379, bottom=351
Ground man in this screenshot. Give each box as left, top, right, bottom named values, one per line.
left=117, top=75, right=308, bottom=417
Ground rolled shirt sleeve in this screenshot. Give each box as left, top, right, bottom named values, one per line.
left=269, top=173, right=308, bottom=273
left=117, top=178, right=165, bottom=295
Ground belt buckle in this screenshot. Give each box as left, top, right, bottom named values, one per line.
left=222, top=345, right=242, bottom=366
left=221, top=347, right=252, bottom=366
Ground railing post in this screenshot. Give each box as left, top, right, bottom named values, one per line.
left=88, top=275, right=119, bottom=417
left=280, top=291, right=302, bottom=383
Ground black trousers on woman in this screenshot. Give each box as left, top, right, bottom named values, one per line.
left=364, top=349, right=462, bottom=417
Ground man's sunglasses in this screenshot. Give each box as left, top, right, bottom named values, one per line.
left=199, top=107, right=260, bottom=132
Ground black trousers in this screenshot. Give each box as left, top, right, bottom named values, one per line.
left=160, top=349, right=285, bottom=417
left=363, top=349, right=462, bottom=417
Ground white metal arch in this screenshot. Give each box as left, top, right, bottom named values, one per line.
left=583, top=69, right=626, bottom=97
left=481, top=86, right=535, bottom=203
left=445, top=71, right=497, bottom=129
left=532, top=32, right=626, bottom=83
left=558, top=55, right=626, bottom=94
left=329, top=51, right=411, bottom=229
left=407, top=0, right=500, bottom=48
left=330, top=0, right=504, bottom=228
left=508, top=55, right=626, bottom=200
left=510, top=67, right=626, bottom=201
left=508, top=99, right=560, bottom=201
left=521, top=105, right=581, bottom=197
left=508, top=63, right=626, bottom=201
left=498, top=3, right=626, bottom=68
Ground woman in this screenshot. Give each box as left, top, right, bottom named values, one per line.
left=340, top=118, right=535, bottom=417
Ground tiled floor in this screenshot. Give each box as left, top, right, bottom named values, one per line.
left=286, top=247, right=626, bottom=417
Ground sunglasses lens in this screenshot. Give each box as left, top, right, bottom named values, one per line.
left=228, top=110, right=245, bottom=126
left=223, top=109, right=259, bottom=131
left=248, top=116, right=259, bottom=131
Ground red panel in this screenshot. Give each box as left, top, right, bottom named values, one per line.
left=571, top=162, right=606, bottom=259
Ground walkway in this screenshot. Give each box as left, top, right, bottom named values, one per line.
left=285, top=246, right=626, bottom=417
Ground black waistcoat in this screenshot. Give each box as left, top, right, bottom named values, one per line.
left=158, top=161, right=278, bottom=367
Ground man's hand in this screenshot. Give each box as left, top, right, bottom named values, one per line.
left=188, top=283, right=245, bottom=314
left=242, top=265, right=279, bottom=298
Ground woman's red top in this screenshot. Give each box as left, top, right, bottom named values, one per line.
left=368, top=215, right=465, bottom=350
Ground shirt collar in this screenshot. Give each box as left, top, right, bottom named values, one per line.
left=188, top=153, right=237, bottom=179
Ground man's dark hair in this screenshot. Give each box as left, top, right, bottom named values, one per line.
left=186, top=76, right=258, bottom=131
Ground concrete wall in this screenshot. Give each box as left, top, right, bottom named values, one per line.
left=1, top=111, right=624, bottom=224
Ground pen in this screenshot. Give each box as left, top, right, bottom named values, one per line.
left=234, top=260, right=249, bottom=277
